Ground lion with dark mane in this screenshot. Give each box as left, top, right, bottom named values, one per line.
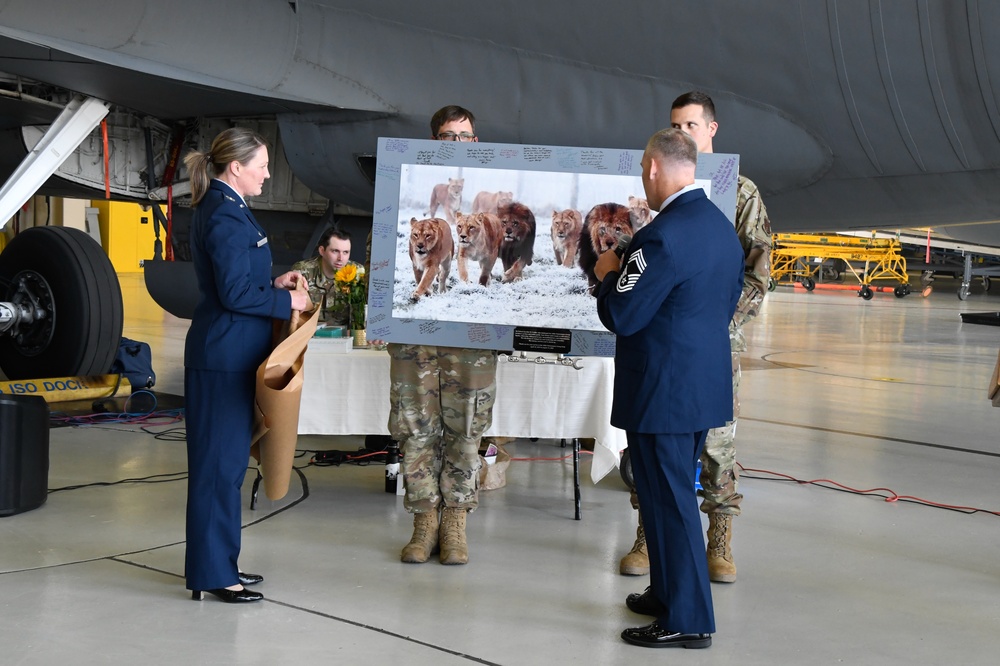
left=578, top=202, right=633, bottom=295
left=497, top=202, right=536, bottom=282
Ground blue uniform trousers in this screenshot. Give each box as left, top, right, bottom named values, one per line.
left=628, top=430, right=716, bottom=634
left=184, top=368, right=255, bottom=591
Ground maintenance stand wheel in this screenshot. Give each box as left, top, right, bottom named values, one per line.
left=767, top=277, right=777, bottom=292
left=860, top=285, right=874, bottom=300
left=893, top=285, right=907, bottom=298
left=958, top=285, right=970, bottom=301
left=802, top=277, right=815, bottom=291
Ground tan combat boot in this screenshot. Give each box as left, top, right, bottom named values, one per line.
left=619, top=513, right=650, bottom=576
left=439, top=507, right=469, bottom=565
left=706, top=513, right=737, bottom=583
left=401, top=510, right=439, bottom=563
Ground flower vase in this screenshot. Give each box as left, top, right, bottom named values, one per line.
left=353, top=328, right=367, bottom=347
left=350, top=304, right=367, bottom=347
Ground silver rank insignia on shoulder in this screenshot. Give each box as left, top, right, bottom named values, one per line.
left=223, top=193, right=246, bottom=209
left=616, top=248, right=646, bottom=293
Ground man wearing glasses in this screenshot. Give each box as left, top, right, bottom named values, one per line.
left=387, top=105, right=498, bottom=567
left=432, top=106, right=478, bottom=142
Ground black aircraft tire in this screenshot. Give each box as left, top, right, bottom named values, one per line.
left=0, top=226, right=123, bottom=379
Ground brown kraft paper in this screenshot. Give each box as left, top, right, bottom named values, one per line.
left=250, top=304, right=320, bottom=500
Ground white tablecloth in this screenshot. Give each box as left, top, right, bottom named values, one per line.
left=298, top=346, right=625, bottom=483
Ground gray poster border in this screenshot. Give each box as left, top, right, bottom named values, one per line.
left=367, top=137, right=739, bottom=357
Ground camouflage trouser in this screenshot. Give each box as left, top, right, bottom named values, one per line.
left=628, top=350, right=742, bottom=516
left=388, top=343, right=497, bottom=513
left=698, top=349, right=742, bottom=515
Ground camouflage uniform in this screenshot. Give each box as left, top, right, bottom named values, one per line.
left=388, top=343, right=498, bottom=513
left=698, top=175, right=771, bottom=516
left=290, top=256, right=364, bottom=327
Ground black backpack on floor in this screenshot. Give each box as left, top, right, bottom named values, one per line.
left=111, top=337, right=155, bottom=389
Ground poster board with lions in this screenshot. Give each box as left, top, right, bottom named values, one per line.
left=367, top=138, right=739, bottom=356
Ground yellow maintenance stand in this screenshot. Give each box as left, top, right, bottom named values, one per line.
left=770, top=233, right=910, bottom=300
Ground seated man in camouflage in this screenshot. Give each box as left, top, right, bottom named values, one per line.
left=292, top=228, right=363, bottom=326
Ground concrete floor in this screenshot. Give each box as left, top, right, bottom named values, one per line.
left=1, top=273, right=999, bottom=665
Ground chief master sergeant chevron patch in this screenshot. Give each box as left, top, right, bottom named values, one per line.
left=617, top=248, right=647, bottom=293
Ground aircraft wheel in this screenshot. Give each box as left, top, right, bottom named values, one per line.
left=619, top=448, right=634, bottom=490
left=957, top=285, right=970, bottom=301
left=767, top=277, right=777, bottom=292
left=0, top=226, right=123, bottom=379
left=860, top=285, right=874, bottom=300
left=893, top=285, right=907, bottom=298
left=802, top=277, right=815, bottom=291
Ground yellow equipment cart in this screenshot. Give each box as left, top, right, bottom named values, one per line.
left=770, top=233, right=910, bottom=300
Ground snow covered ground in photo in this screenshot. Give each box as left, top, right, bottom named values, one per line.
left=379, top=164, right=648, bottom=333
left=390, top=204, right=606, bottom=331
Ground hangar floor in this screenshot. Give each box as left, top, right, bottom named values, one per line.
left=2, top=274, right=999, bottom=665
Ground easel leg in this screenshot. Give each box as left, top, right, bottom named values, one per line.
left=573, top=437, right=581, bottom=520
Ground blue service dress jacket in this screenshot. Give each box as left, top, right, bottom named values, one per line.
left=184, top=180, right=292, bottom=372
left=596, top=188, right=745, bottom=435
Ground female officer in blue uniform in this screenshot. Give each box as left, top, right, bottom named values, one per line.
left=182, top=128, right=311, bottom=603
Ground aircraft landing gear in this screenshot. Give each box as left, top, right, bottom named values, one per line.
left=0, top=226, right=123, bottom=379
left=958, top=253, right=973, bottom=300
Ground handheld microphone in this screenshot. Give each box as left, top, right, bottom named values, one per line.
left=613, top=234, right=633, bottom=258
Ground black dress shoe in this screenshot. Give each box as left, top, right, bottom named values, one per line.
left=238, top=571, right=264, bottom=586
left=191, top=587, right=264, bottom=603
left=621, top=621, right=711, bottom=649
left=625, top=586, right=666, bottom=616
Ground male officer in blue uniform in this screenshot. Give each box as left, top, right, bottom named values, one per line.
left=595, top=128, right=743, bottom=648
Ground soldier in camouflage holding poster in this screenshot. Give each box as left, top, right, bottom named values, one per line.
left=388, top=105, right=498, bottom=566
